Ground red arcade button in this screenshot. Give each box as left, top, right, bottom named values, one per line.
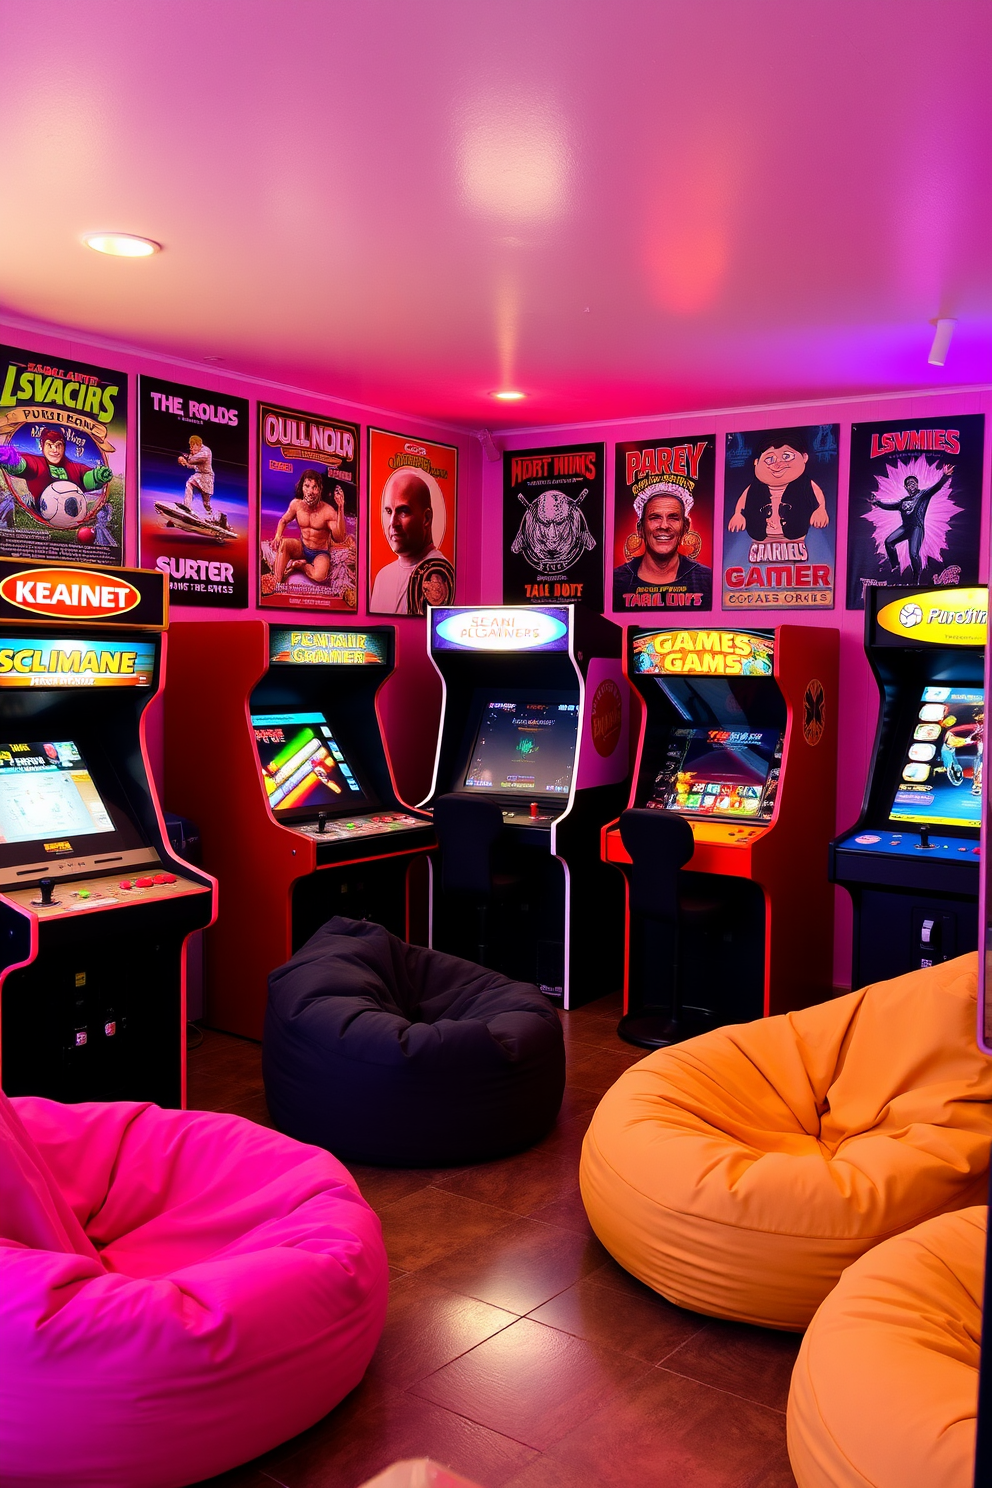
left=134, top=877, right=155, bottom=889
left=119, top=880, right=133, bottom=890
left=153, top=873, right=177, bottom=884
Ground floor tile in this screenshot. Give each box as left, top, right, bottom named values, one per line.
left=369, top=1275, right=518, bottom=1389
left=525, top=1186, right=597, bottom=1234
left=556, top=1084, right=602, bottom=1122
left=348, top=1164, right=446, bottom=1213
left=528, top=1274, right=705, bottom=1364
left=417, top=1217, right=608, bottom=1313
left=432, top=1141, right=581, bottom=1216
left=662, top=1317, right=803, bottom=1412
left=377, top=1188, right=516, bottom=1272
left=564, top=1046, right=644, bottom=1098
left=409, top=1317, right=648, bottom=1451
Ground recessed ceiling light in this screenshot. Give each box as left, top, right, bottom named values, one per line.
left=493, top=390, right=525, bottom=401
left=84, top=232, right=161, bottom=258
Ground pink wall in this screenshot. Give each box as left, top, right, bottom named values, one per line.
left=0, top=313, right=484, bottom=807
left=480, top=388, right=992, bottom=986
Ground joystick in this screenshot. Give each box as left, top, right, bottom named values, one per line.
left=317, top=811, right=328, bottom=835
left=35, top=877, right=59, bottom=908
left=920, top=827, right=932, bottom=849
left=529, top=801, right=539, bottom=820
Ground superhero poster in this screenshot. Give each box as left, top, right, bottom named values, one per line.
left=367, top=428, right=457, bottom=616
left=502, top=443, right=604, bottom=608
left=257, top=404, right=359, bottom=612
left=846, top=414, right=984, bottom=609
left=138, top=378, right=249, bottom=607
left=0, top=344, right=125, bottom=567
left=612, top=436, right=715, bottom=613
left=722, top=424, right=839, bottom=609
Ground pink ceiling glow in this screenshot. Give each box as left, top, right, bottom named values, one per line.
left=0, top=0, right=988, bottom=427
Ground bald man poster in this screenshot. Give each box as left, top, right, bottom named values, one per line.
left=367, top=428, right=457, bottom=615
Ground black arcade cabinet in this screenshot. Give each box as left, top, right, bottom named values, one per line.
left=831, top=585, right=985, bottom=987
left=422, top=605, right=630, bottom=1007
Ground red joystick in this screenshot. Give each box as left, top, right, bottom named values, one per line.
left=153, top=872, right=177, bottom=885
left=134, top=876, right=155, bottom=889
left=529, top=801, right=539, bottom=820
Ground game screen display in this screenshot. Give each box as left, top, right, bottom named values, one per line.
left=464, top=699, right=579, bottom=797
left=648, top=727, right=784, bottom=820
left=0, top=741, right=115, bottom=844
left=250, top=711, right=369, bottom=815
left=890, top=686, right=984, bottom=830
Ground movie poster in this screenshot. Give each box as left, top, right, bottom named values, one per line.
left=612, top=436, right=715, bottom=612
left=257, top=404, right=359, bottom=611
left=0, top=344, right=126, bottom=566
left=368, top=428, right=457, bottom=616
left=722, top=424, right=839, bottom=609
left=138, top=378, right=249, bottom=607
left=846, top=414, right=984, bottom=609
left=502, top=443, right=604, bottom=607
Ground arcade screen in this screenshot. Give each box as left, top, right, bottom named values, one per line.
left=0, top=741, right=115, bottom=844
left=890, top=685, right=984, bottom=830
left=648, top=727, right=784, bottom=820
left=250, top=711, right=370, bottom=816
left=463, top=698, right=579, bottom=798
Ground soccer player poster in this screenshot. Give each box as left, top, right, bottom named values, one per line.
left=368, top=428, right=457, bottom=616
left=502, top=443, right=604, bottom=608
left=138, top=377, right=250, bottom=607
left=257, top=404, right=359, bottom=612
left=722, top=424, right=839, bottom=610
left=612, top=435, right=714, bottom=612
left=0, top=343, right=126, bottom=566
left=846, top=414, right=984, bottom=609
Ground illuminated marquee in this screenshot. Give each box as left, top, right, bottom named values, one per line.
left=876, top=587, right=988, bottom=647
left=632, top=628, right=774, bottom=677
left=0, top=568, right=140, bottom=619
left=433, top=607, right=570, bottom=653
left=0, top=636, right=156, bottom=687
left=269, top=628, right=388, bottom=666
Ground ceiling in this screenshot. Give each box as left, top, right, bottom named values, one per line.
left=1, top=0, right=988, bottom=428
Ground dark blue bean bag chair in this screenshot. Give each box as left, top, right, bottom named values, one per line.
left=262, top=917, right=566, bottom=1167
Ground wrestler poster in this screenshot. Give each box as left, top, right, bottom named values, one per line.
left=138, top=377, right=249, bottom=607
left=722, top=424, right=839, bottom=609
left=502, top=443, right=604, bottom=608
left=846, top=414, right=984, bottom=609
left=257, top=403, right=359, bottom=612
left=612, top=436, right=714, bottom=612
left=367, top=428, right=457, bottom=616
left=0, top=343, right=125, bottom=567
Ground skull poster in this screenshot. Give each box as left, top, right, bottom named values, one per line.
left=846, top=414, right=984, bottom=609
left=502, top=443, right=604, bottom=608
left=0, top=343, right=126, bottom=567
left=612, top=436, right=714, bottom=613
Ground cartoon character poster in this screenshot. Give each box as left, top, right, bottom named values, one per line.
left=0, top=344, right=125, bottom=566
left=257, top=404, right=359, bottom=611
left=846, top=415, right=984, bottom=609
left=138, top=378, right=249, bottom=607
left=612, top=436, right=714, bottom=612
left=367, top=428, right=457, bottom=616
left=502, top=443, right=603, bottom=607
left=722, top=424, right=839, bottom=609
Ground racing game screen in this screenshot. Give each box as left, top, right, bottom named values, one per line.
left=890, top=685, right=984, bottom=830
left=648, top=727, right=784, bottom=820
left=0, top=740, right=115, bottom=844
left=251, top=711, right=369, bottom=816
left=463, top=699, right=579, bottom=798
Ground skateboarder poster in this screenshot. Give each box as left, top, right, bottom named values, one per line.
left=722, top=424, right=839, bottom=609
left=502, top=443, right=604, bottom=608
left=612, top=436, right=714, bottom=612
left=368, top=428, right=457, bottom=616
left=0, top=343, right=126, bottom=566
left=138, top=377, right=249, bottom=607
left=847, top=415, right=984, bottom=609
left=258, top=403, right=359, bottom=612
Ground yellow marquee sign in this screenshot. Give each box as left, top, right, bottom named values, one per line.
left=876, top=587, right=988, bottom=647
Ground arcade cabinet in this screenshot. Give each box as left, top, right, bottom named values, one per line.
left=831, top=585, right=985, bottom=988
left=0, top=558, right=216, bottom=1107
left=603, top=622, right=838, bottom=1042
left=164, top=621, right=433, bottom=1038
left=422, top=605, right=630, bottom=1007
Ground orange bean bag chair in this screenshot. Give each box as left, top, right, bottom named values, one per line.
left=787, top=1206, right=985, bottom=1488
left=579, top=954, right=992, bottom=1329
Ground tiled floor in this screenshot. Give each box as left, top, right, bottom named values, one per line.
left=188, top=994, right=800, bottom=1488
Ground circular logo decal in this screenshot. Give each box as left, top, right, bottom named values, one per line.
left=899, top=602, right=923, bottom=628
left=803, top=679, right=825, bottom=746
left=591, top=679, right=623, bottom=757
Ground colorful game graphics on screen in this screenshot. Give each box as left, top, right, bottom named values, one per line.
left=650, top=727, right=783, bottom=820
left=250, top=711, right=366, bottom=814
left=890, top=686, right=984, bottom=830
left=0, top=741, right=114, bottom=844
left=463, top=700, right=578, bottom=797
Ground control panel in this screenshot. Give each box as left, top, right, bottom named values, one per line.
left=295, top=810, right=426, bottom=841
left=4, top=867, right=208, bottom=919
left=838, top=829, right=981, bottom=863
left=502, top=806, right=557, bottom=825
left=689, top=821, right=765, bottom=846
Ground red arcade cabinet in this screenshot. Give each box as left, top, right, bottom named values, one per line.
left=164, top=620, right=433, bottom=1039
left=603, top=622, right=838, bottom=1040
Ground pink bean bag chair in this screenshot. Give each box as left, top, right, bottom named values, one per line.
left=0, top=1090, right=389, bottom=1488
